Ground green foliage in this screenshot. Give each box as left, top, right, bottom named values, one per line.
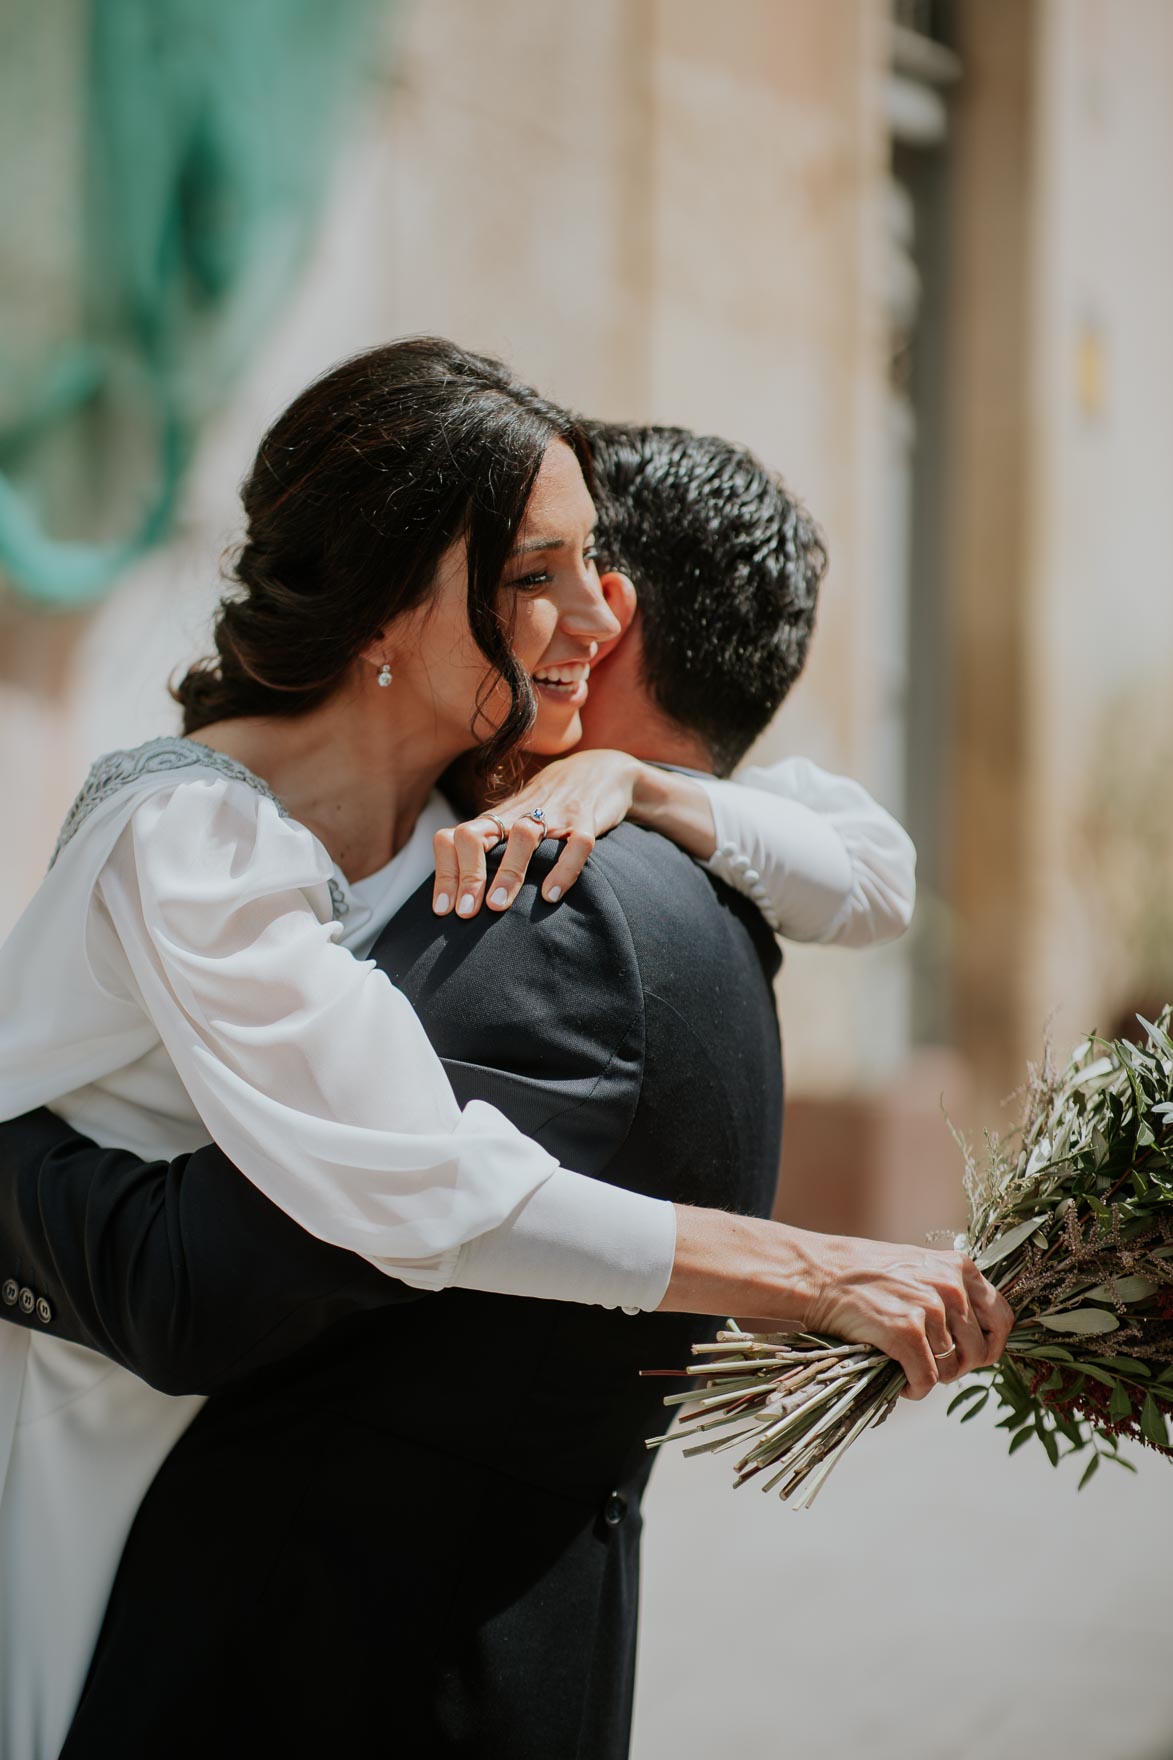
left=652, top=1011, right=1173, bottom=1507
left=956, top=1009, right=1173, bottom=1480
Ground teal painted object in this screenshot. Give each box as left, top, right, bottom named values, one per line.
left=0, top=0, right=385, bottom=606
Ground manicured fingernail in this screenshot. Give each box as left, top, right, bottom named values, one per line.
left=489, top=886, right=509, bottom=908
left=457, top=893, right=476, bottom=917
left=546, top=885, right=562, bottom=902
left=434, top=892, right=450, bottom=915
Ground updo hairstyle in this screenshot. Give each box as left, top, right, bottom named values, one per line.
left=174, top=336, right=591, bottom=777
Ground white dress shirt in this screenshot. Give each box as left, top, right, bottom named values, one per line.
left=0, top=736, right=914, bottom=1757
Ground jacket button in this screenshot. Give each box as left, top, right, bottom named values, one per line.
left=1, top=1280, right=17, bottom=1307
left=604, top=1491, right=627, bottom=1528
left=35, top=1298, right=52, bottom=1325
left=18, top=1288, right=35, bottom=1315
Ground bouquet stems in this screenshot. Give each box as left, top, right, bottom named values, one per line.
left=646, top=1010, right=1173, bottom=1507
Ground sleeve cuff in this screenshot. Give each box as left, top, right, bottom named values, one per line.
left=447, top=1166, right=677, bottom=1312
left=697, top=778, right=855, bottom=942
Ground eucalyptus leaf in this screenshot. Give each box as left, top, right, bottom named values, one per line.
left=1037, top=1309, right=1120, bottom=1335
left=1082, top=1276, right=1159, bottom=1304
left=1078, top=1057, right=1116, bottom=1083
left=1109, top=1383, right=1133, bottom=1420
left=1139, top=1017, right=1173, bottom=1067
left=1075, top=1363, right=1121, bottom=1389
left=1052, top=1408, right=1084, bottom=1446
left=959, top=1391, right=991, bottom=1423
left=1078, top=1453, right=1101, bottom=1490
left=1035, top=1417, right=1060, bottom=1467
left=1141, top=1392, right=1170, bottom=1448
left=1008, top=1427, right=1035, bottom=1457
left=974, top=1215, right=1050, bottom=1271
left=946, top=1386, right=986, bottom=1416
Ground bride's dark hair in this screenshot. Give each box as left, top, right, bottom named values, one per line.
left=174, top=337, right=592, bottom=778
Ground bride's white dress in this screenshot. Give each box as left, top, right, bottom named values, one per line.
left=0, top=737, right=914, bottom=1757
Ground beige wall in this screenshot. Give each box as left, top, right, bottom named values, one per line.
left=1025, top=0, right=1173, bottom=1047
left=5, top=0, right=1172, bottom=1110
left=1, top=0, right=899, bottom=1099
left=940, top=0, right=1173, bottom=1106
left=943, top=0, right=1039, bottom=1102
left=642, top=1, right=904, bottom=1096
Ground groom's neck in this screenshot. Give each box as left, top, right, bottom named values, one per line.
left=577, top=644, right=716, bottom=776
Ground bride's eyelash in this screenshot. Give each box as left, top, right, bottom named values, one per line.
left=510, top=543, right=599, bottom=592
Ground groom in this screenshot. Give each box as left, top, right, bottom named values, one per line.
left=0, top=425, right=824, bottom=1757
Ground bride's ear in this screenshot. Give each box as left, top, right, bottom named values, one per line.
left=594, top=571, right=638, bottom=665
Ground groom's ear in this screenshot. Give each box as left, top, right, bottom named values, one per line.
left=594, top=571, right=638, bottom=665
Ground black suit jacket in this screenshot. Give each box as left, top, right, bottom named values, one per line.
left=0, top=826, right=782, bottom=1760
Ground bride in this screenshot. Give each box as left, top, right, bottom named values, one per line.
left=0, top=336, right=1010, bottom=1756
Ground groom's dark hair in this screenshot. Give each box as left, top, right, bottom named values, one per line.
left=585, top=423, right=826, bottom=776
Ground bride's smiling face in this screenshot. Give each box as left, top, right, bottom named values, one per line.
left=380, top=441, right=621, bottom=759
left=503, top=441, right=622, bottom=756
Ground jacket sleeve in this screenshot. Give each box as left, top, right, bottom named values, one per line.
left=0, top=845, right=650, bottom=1393
left=0, top=1106, right=421, bottom=1395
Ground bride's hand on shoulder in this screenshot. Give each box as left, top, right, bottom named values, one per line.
left=431, top=750, right=643, bottom=918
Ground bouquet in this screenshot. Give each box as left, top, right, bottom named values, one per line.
left=645, top=1010, right=1173, bottom=1508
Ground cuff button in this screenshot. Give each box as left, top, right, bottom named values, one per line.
left=2, top=1280, right=17, bottom=1307
left=18, top=1288, right=35, bottom=1315
left=35, top=1298, right=52, bottom=1325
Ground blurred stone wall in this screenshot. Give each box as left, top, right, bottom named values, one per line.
left=1024, top=0, right=1173, bottom=1051
left=0, top=0, right=894, bottom=1101
left=3, top=0, right=1173, bottom=1166
left=940, top=0, right=1173, bottom=1111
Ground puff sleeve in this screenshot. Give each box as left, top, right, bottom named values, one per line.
left=93, top=776, right=673, bottom=1300
left=696, top=757, right=917, bottom=947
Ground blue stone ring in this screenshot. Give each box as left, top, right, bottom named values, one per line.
left=527, top=808, right=546, bottom=826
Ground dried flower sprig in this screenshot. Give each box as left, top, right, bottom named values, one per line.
left=645, top=1009, right=1173, bottom=1507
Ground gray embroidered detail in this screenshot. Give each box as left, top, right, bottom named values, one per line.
left=50, top=738, right=288, bottom=868
left=327, top=878, right=350, bottom=920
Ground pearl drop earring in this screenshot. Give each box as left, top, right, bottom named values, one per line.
left=377, top=662, right=393, bottom=688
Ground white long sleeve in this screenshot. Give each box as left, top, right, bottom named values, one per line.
left=0, top=752, right=677, bottom=1756
left=696, top=756, right=917, bottom=947
left=91, top=775, right=673, bottom=1304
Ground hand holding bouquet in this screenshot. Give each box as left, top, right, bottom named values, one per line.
left=647, top=1010, right=1173, bottom=1507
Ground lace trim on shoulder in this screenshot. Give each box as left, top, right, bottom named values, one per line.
left=50, top=737, right=288, bottom=868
